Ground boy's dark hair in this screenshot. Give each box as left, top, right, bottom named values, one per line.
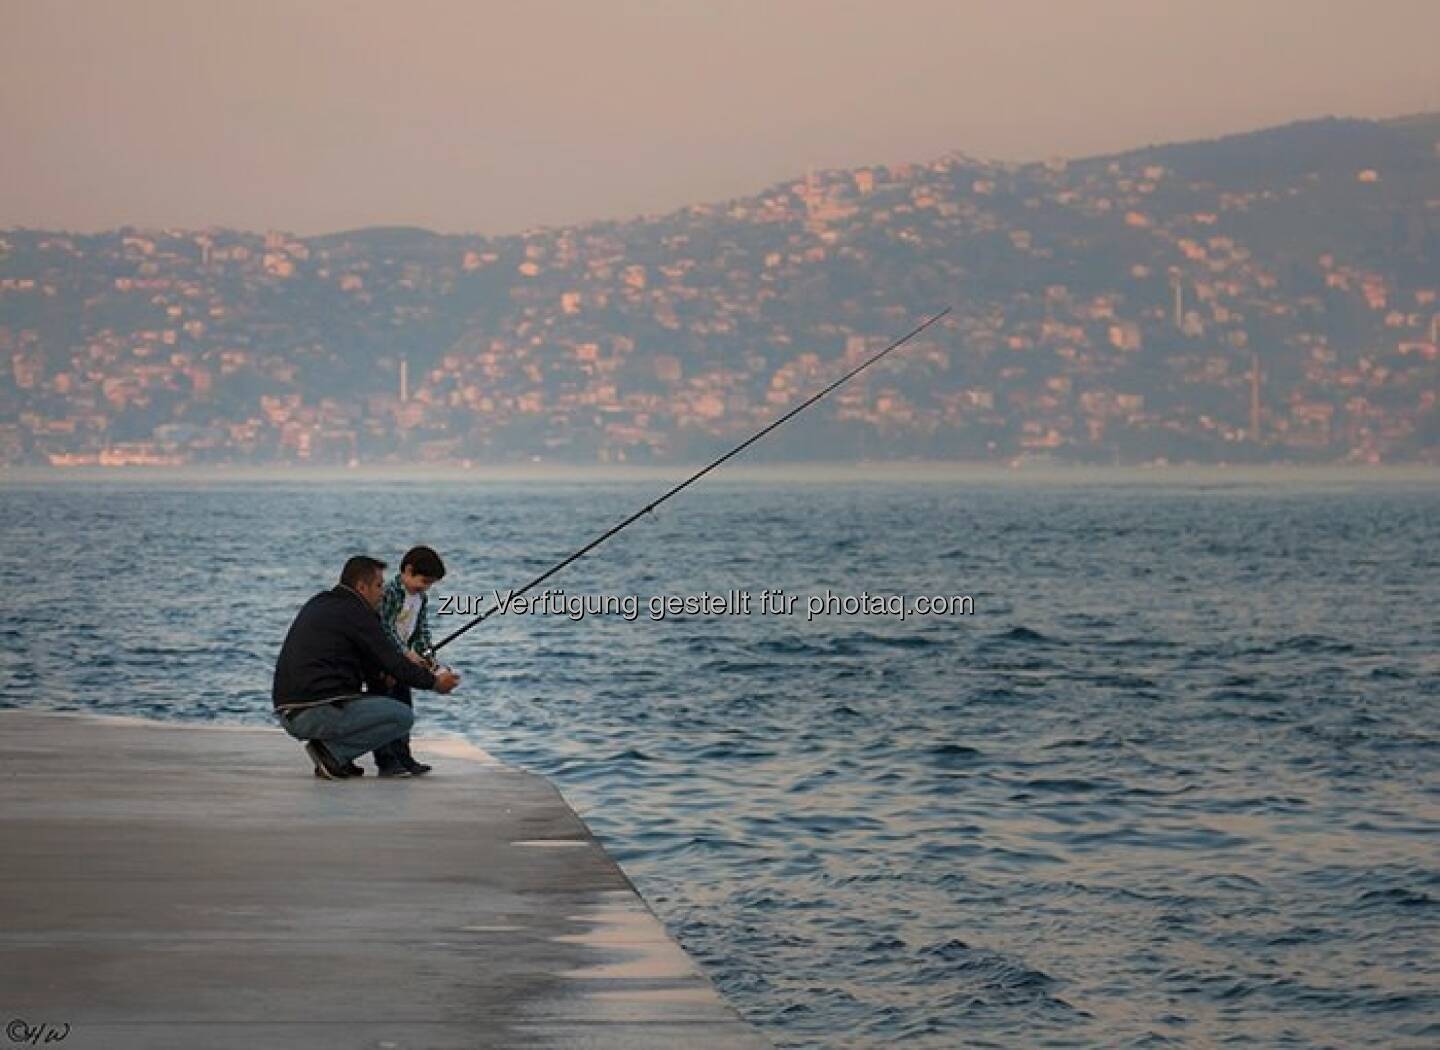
left=402, top=545, right=446, bottom=580
left=339, top=555, right=386, bottom=589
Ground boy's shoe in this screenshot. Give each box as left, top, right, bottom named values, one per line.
left=394, top=739, right=431, bottom=776
left=376, top=765, right=411, bottom=778
left=305, top=740, right=349, bottom=780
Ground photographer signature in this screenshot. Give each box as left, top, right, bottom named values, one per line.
left=5, top=1020, right=69, bottom=1045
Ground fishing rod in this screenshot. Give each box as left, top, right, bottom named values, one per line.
left=428, top=306, right=952, bottom=657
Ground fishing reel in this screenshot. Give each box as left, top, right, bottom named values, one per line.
left=421, top=647, right=454, bottom=677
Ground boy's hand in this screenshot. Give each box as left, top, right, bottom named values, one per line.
left=405, top=650, right=428, bottom=667
left=434, top=669, right=461, bottom=694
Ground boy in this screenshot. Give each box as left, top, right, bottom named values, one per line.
left=373, top=544, right=448, bottom=776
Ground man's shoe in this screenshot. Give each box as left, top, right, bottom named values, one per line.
left=314, top=762, right=364, bottom=779
left=376, top=764, right=411, bottom=778
left=305, top=740, right=349, bottom=781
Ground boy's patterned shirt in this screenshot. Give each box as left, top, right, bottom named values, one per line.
left=380, top=573, right=433, bottom=654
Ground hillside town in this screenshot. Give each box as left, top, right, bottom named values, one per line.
left=1, top=117, right=1436, bottom=467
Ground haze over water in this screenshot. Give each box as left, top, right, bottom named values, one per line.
left=1, top=473, right=1436, bottom=1047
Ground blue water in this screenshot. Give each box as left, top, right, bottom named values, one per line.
left=2, top=476, right=1437, bottom=1047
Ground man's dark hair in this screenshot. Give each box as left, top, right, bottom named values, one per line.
left=402, top=545, right=446, bottom=580
left=339, top=555, right=386, bottom=589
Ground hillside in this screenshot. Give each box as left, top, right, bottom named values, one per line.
left=1, top=115, right=1437, bottom=466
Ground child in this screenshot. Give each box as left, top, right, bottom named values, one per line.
left=373, top=544, right=447, bottom=776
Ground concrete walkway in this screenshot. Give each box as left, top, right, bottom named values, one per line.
left=0, top=710, right=769, bottom=1049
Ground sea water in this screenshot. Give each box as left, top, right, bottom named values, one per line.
left=1, top=474, right=1436, bottom=1048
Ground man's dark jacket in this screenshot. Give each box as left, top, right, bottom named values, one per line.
left=272, top=585, right=436, bottom=709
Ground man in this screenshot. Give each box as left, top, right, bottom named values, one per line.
left=272, top=555, right=460, bottom=780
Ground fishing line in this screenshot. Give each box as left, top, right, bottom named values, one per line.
left=428, top=306, right=951, bottom=657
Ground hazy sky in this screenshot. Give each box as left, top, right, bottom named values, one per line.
left=3, top=0, right=1437, bottom=237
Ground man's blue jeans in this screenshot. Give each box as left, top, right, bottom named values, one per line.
left=278, top=696, right=413, bottom=765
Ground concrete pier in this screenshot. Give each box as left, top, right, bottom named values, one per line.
left=0, top=710, right=770, bottom=1049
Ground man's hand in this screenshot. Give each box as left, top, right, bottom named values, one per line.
left=433, top=669, right=461, bottom=694
left=405, top=650, right=429, bottom=667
